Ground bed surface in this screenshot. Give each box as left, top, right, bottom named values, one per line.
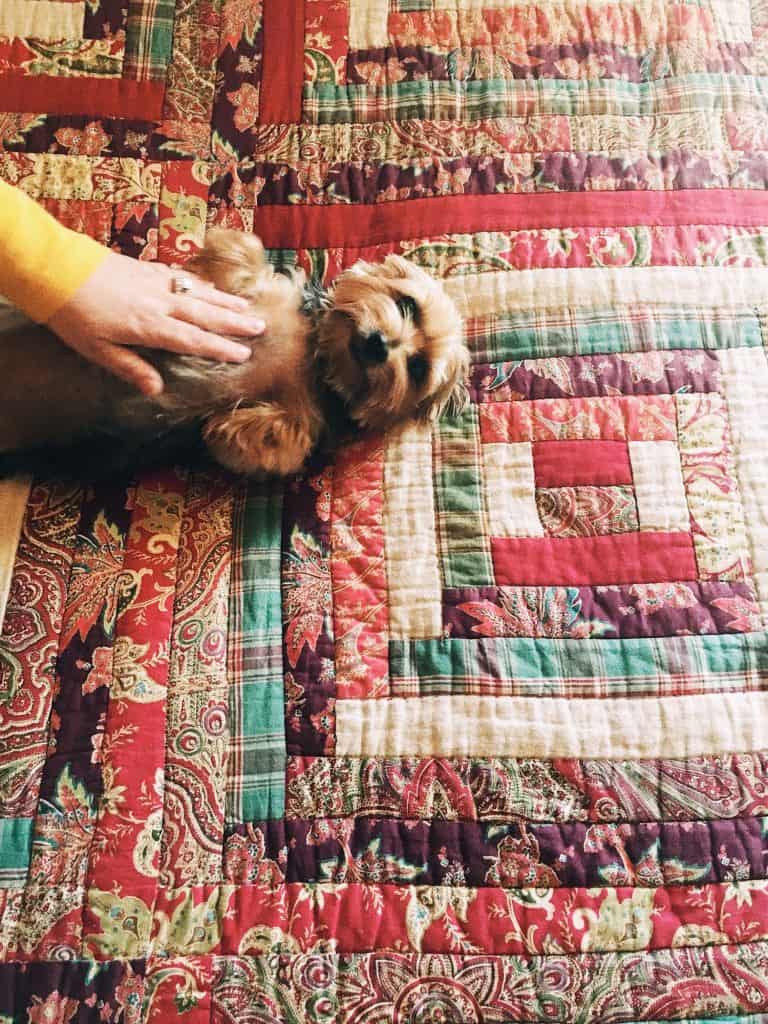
left=2, top=2, right=768, bottom=1020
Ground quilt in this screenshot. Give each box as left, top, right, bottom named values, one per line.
left=3, top=1, right=768, bottom=1021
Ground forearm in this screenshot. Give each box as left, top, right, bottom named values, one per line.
left=0, top=180, right=108, bottom=322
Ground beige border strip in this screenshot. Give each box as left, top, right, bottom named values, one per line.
left=336, top=690, right=768, bottom=759
left=433, top=0, right=538, bottom=6
left=709, top=0, right=752, bottom=44
left=384, top=424, right=443, bottom=639
left=444, top=267, right=768, bottom=318
left=0, top=0, right=85, bottom=39
left=483, top=441, right=544, bottom=537
left=348, top=0, right=390, bottom=49
left=629, top=440, right=689, bottom=532
left=719, top=347, right=768, bottom=624
left=420, top=0, right=751, bottom=49
left=0, top=477, right=31, bottom=634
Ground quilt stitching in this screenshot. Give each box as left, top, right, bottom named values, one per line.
left=3, top=0, right=768, bottom=1018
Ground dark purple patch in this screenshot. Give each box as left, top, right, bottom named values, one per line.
left=444, top=582, right=761, bottom=640
left=469, top=350, right=721, bottom=402
left=36, top=485, right=130, bottom=807
left=223, top=814, right=767, bottom=887
left=282, top=456, right=336, bottom=757
left=0, top=959, right=145, bottom=1021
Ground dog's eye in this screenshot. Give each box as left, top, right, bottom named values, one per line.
left=407, top=354, right=429, bottom=386
left=396, top=295, right=419, bottom=321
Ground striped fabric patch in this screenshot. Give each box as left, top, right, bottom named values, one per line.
left=226, top=482, right=285, bottom=822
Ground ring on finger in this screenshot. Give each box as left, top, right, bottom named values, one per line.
left=171, top=273, right=194, bottom=295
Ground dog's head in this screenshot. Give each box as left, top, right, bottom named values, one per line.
left=317, top=255, right=469, bottom=431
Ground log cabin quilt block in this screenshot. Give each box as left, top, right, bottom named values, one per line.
left=3, top=0, right=768, bottom=1021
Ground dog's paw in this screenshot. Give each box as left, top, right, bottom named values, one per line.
left=203, top=404, right=317, bottom=477
left=187, top=229, right=268, bottom=296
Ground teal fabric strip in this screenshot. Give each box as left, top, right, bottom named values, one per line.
left=226, top=483, right=285, bottom=823
left=0, top=818, right=32, bottom=887
left=433, top=406, right=495, bottom=587
left=303, top=74, right=768, bottom=123
left=469, top=309, right=763, bottom=364
left=390, top=632, right=768, bottom=697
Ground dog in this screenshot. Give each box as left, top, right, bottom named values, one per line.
left=0, top=229, right=469, bottom=478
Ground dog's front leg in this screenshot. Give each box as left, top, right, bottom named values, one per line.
left=203, top=402, right=318, bottom=477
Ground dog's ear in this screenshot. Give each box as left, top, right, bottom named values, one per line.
left=343, top=259, right=375, bottom=278
left=417, top=377, right=470, bottom=424
left=417, top=345, right=471, bottom=423
left=332, top=255, right=429, bottom=290
left=379, top=254, right=437, bottom=287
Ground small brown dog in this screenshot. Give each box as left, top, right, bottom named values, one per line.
left=0, top=229, right=468, bottom=477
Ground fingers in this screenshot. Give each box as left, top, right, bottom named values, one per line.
left=81, top=341, right=164, bottom=396
left=186, top=279, right=253, bottom=313
left=148, top=319, right=256, bottom=363
left=170, top=295, right=265, bottom=340
left=161, top=263, right=255, bottom=314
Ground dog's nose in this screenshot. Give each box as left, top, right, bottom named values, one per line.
left=363, top=331, right=389, bottom=365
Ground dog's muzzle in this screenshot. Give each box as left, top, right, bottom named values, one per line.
left=352, top=330, right=389, bottom=367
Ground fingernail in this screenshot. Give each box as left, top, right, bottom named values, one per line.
left=249, top=319, right=266, bottom=334
left=143, top=376, right=164, bottom=396
left=232, top=344, right=252, bottom=361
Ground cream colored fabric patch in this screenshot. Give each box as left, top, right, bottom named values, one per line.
left=628, top=440, right=689, bottom=532
left=483, top=441, right=543, bottom=537
left=432, top=0, right=748, bottom=20
left=0, top=478, right=31, bottom=634
left=709, top=0, right=752, bottom=43
left=719, top=347, right=768, bottom=624
left=336, top=691, right=768, bottom=759
left=348, top=0, right=390, bottom=49
left=384, top=424, right=443, bottom=640
left=444, top=267, right=768, bottom=318
left=433, top=0, right=543, bottom=6
left=0, top=0, right=85, bottom=39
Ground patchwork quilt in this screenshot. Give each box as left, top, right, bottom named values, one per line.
left=4, top=0, right=768, bottom=1021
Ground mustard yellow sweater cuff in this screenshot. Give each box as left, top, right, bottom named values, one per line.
left=0, top=180, right=109, bottom=322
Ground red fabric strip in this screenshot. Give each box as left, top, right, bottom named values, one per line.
left=330, top=437, right=389, bottom=699
left=533, top=440, right=633, bottom=487
left=82, top=469, right=185, bottom=901
left=0, top=75, right=165, bottom=119
left=491, top=531, right=697, bottom=586
left=478, top=396, right=677, bottom=445
left=259, top=0, right=305, bottom=125
left=148, top=877, right=768, bottom=956
left=252, top=189, right=768, bottom=248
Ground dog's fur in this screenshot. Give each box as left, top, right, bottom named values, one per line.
left=0, top=229, right=468, bottom=477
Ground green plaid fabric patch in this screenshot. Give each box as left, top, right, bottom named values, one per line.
left=226, top=482, right=285, bottom=823
left=124, top=0, right=176, bottom=80
left=389, top=632, right=768, bottom=698
left=433, top=406, right=494, bottom=587
left=467, top=308, right=764, bottom=364
left=0, top=818, right=32, bottom=888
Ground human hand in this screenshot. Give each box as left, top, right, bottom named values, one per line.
left=47, top=252, right=265, bottom=396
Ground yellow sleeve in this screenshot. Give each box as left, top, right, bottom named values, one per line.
left=0, top=180, right=109, bottom=322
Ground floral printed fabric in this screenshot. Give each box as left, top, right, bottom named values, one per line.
left=4, top=1, right=768, bottom=1021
